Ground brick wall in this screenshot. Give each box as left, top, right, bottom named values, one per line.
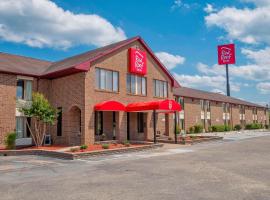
left=84, top=40, right=174, bottom=144
left=47, top=73, right=85, bottom=145
left=210, top=102, right=223, bottom=126
left=184, top=98, right=201, bottom=131
left=231, top=105, right=240, bottom=127
left=0, top=74, right=16, bottom=146
left=245, top=107, right=253, bottom=124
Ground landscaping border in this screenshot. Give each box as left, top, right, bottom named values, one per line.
left=157, top=136, right=223, bottom=144
left=0, top=143, right=163, bottom=160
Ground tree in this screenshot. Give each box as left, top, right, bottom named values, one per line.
left=21, top=92, right=57, bottom=147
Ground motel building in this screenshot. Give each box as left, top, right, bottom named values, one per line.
left=0, top=36, right=269, bottom=147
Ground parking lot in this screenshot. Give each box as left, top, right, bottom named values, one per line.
left=1, top=131, right=270, bottom=200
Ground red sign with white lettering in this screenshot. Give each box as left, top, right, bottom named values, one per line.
left=218, top=44, right=236, bottom=65
left=129, top=48, right=147, bottom=75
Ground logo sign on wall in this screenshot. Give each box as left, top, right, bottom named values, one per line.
left=218, top=44, right=235, bottom=65
left=129, top=48, right=147, bottom=75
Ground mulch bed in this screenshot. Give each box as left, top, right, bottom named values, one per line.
left=158, top=135, right=223, bottom=144
left=0, top=145, right=68, bottom=151
left=69, top=143, right=145, bottom=153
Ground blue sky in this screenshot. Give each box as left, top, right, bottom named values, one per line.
left=0, top=0, right=269, bottom=105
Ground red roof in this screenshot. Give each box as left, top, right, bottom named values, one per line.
left=0, top=36, right=179, bottom=87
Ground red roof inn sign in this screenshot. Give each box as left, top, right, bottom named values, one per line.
left=218, top=44, right=235, bottom=65
left=129, top=48, right=147, bottom=75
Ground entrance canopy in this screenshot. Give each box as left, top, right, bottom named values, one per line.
left=126, top=99, right=181, bottom=112
left=94, top=100, right=126, bottom=111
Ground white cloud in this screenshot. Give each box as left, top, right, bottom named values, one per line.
left=155, top=52, right=185, bottom=70
left=173, top=73, right=241, bottom=92
left=211, top=89, right=225, bottom=95
left=205, top=5, right=270, bottom=45
left=171, top=0, right=190, bottom=10
left=0, top=0, right=126, bottom=49
left=256, top=82, right=270, bottom=94
left=204, top=4, right=217, bottom=13
left=197, top=46, right=270, bottom=81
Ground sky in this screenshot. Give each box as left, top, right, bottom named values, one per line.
left=0, top=0, right=269, bottom=105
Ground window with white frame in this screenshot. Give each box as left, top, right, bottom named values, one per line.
left=95, top=68, right=119, bottom=92
left=126, top=74, right=146, bottom=95
left=16, top=117, right=31, bottom=138
left=153, top=79, right=168, bottom=98
left=16, top=79, right=32, bottom=101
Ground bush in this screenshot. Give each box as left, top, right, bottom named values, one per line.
left=194, top=124, right=203, bottom=133
left=189, top=126, right=194, bottom=134
left=265, top=124, right=269, bottom=129
left=102, top=144, right=109, bottom=149
left=211, top=125, right=224, bottom=132
left=234, top=124, right=242, bottom=131
left=4, top=132, right=16, bottom=149
left=224, top=125, right=231, bottom=131
left=175, top=124, right=181, bottom=135
left=80, top=145, right=88, bottom=150
left=245, top=123, right=262, bottom=130
left=70, top=147, right=79, bottom=152
left=122, top=140, right=130, bottom=147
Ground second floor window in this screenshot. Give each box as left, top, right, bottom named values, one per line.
left=153, top=79, right=168, bottom=98
left=16, top=79, right=32, bottom=101
left=177, top=97, right=184, bottom=109
left=95, top=68, right=119, bottom=92
left=126, top=74, right=146, bottom=95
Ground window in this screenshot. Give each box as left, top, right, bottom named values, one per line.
left=127, top=74, right=146, bottom=95
left=95, top=68, right=119, bottom=92
left=16, top=117, right=31, bottom=138
left=205, top=101, right=210, bottom=112
left=200, top=100, right=204, bottom=111
left=223, top=103, right=230, bottom=113
left=177, top=97, right=184, bottom=109
left=16, top=79, right=32, bottom=101
left=239, top=105, right=245, bottom=114
left=95, top=111, right=103, bottom=136
left=153, top=79, right=168, bottom=98
left=137, top=112, right=144, bottom=133
left=57, top=107, right=62, bottom=136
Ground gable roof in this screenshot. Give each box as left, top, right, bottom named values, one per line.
left=0, top=36, right=180, bottom=87
left=0, top=52, right=51, bottom=76
left=42, top=36, right=180, bottom=87
left=173, top=87, right=266, bottom=108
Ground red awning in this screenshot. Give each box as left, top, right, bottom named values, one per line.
left=94, top=101, right=126, bottom=111
left=126, top=99, right=181, bottom=112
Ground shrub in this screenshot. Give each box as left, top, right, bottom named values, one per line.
left=210, top=125, right=232, bottom=132
left=70, top=147, right=79, bottom=152
left=234, top=124, right=242, bottom=131
left=175, top=124, right=181, bottom=135
left=189, top=126, right=194, bottom=134
left=102, top=144, right=109, bottom=149
left=80, top=145, right=88, bottom=150
left=224, top=125, right=231, bottom=131
left=4, top=132, right=16, bottom=149
left=245, top=123, right=262, bottom=130
left=122, top=140, right=130, bottom=147
left=194, top=124, right=203, bottom=133
left=265, top=124, right=269, bottom=129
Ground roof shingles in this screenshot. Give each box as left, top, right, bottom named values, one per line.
left=173, top=87, right=266, bottom=108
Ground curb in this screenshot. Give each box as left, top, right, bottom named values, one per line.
left=0, top=143, right=163, bottom=160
